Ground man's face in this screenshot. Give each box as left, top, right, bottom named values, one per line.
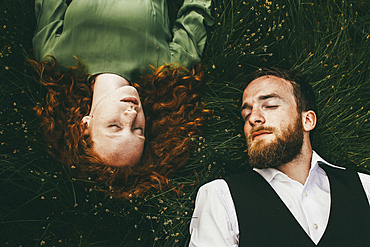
left=241, top=75, right=304, bottom=169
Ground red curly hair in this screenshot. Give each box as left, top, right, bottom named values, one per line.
left=29, top=56, right=207, bottom=199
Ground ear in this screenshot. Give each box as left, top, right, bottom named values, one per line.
left=302, top=110, right=317, bottom=132
left=80, top=116, right=91, bottom=135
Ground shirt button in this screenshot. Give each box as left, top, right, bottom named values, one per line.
left=313, top=224, right=318, bottom=229
left=302, top=191, right=308, bottom=197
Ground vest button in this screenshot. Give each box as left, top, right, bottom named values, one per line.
left=313, top=223, right=318, bottom=229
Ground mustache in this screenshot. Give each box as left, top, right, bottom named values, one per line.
left=247, top=126, right=275, bottom=145
left=249, top=126, right=275, bottom=136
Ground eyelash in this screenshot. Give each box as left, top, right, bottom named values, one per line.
left=109, top=124, right=120, bottom=128
left=243, top=112, right=250, bottom=120
left=242, top=105, right=278, bottom=120
left=265, top=105, right=278, bottom=109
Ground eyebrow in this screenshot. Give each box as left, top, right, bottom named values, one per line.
left=258, top=93, right=282, bottom=101
left=241, top=93, right=282, bottom=111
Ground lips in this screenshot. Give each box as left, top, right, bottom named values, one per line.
left=251, top=130, right=272, bottom=140
left=121, top=97, right=138, bottom=105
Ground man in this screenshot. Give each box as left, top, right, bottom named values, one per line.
left=188, top=68, right=370, bottom=247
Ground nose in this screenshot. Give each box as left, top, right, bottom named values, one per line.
left=248, top=108, right=265, bottom=126
left=122, top=108, right=138, bottom=125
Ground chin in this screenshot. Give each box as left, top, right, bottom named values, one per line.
left=250, top=135, right=274, bottom=148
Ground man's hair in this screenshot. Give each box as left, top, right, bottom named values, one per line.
left=247, top=67, right=318, bottom=117
left=29, top=56, right=207, bottom=199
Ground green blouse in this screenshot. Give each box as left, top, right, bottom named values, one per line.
left=33, top=0, right=214, bottom=82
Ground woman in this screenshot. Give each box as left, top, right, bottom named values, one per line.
left=30, top=0, right=214, bottom=198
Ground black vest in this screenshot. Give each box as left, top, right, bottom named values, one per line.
left=225, top=163, right=370, bottom=247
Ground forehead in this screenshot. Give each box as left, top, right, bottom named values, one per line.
left=242, top=75, right=295, bottom=102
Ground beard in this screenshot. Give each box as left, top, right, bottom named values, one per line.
left=247, top=115, right=304, bottom=169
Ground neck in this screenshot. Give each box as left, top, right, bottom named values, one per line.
left=277, top=139, right=313, bottom=185
left=90, top=73, right=130, bottom=113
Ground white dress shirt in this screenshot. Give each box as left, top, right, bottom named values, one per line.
left=188, top=151, right=370, bottom=247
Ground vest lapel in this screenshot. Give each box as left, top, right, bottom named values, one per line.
left=317, top=163, right=370, bottom=246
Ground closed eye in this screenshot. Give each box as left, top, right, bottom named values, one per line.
left=265, top=105, right=278, bottom=109
left=241, top=110, right=251, bottom=121
left=108, top=124, right=121, bottom=129
left=133, top=127, right=144, bottom=136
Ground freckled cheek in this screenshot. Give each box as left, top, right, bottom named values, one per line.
left=92, top=112, right=113, bottom=127
left=243, top=123, right=251, bottom=137
left=96, top=106, right=119, bottom=119
left=272, top=119, right=290, bottom=135
left=266, top=113, right=285, bottom=126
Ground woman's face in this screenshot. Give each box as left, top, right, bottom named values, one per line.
left=82, top=74, right=145, bottom=167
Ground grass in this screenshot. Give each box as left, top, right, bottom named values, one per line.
left=1, top=0, right=370, bottom=246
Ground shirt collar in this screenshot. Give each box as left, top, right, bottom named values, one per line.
left=253, top=166, right=281, bottom=183
left=311, top=150, right=345, bottom=174
left=253, top=150, right=344, bottom=183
